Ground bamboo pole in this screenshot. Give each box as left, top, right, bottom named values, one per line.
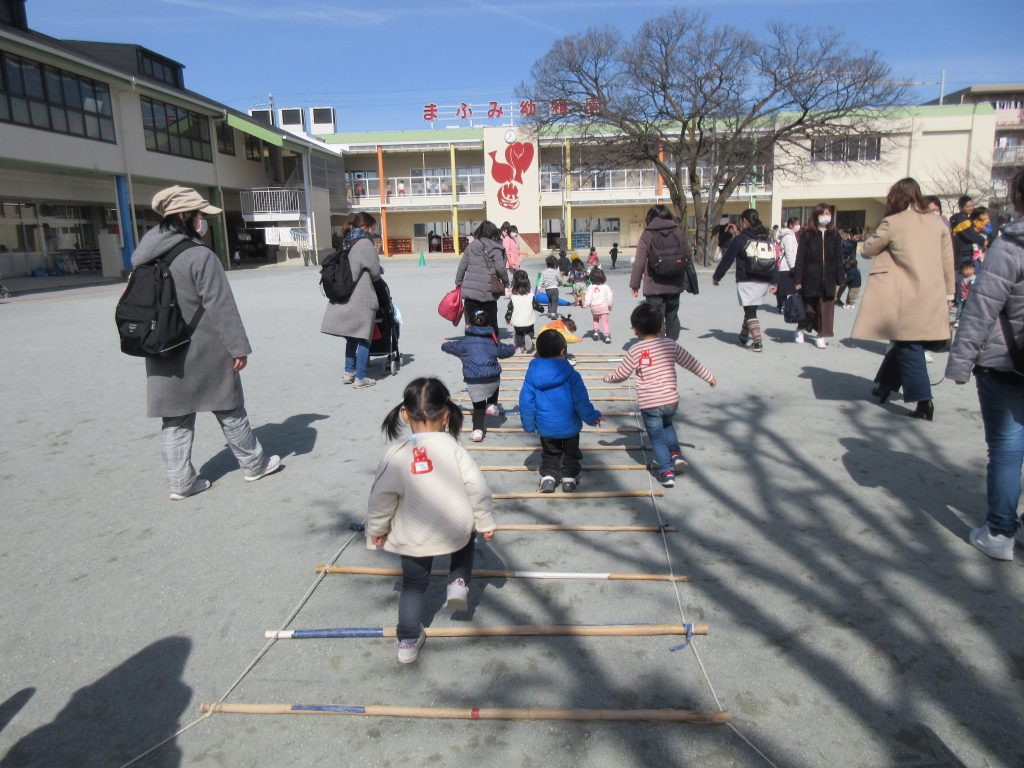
left=496, top=524, right=676, bottom=532
left=200, top=702, right=731, bottom=725
left=467, top=444, right=645, bottom=452
left=480, top=465, right=647, bottom=472
left=483, top=427, right=640, bottom=434
left=265, top=623, right=705, bottom=640
left=316, top=565, right=686, bottom=581
left=501, top=385, right=633, bottom=391
left=493, top=490, right=662, bottom=499
left=455, top=396, right=634, bottom=402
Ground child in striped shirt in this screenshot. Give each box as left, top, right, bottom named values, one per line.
left=604, top=302, right=716, bottom=487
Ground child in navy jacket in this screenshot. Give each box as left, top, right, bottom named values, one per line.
left=519, top=329, right=602, bottom=492
left=442, top=309, right=516, bottom=442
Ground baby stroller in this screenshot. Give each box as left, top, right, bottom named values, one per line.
left=369, top=278, right=402, bottom=376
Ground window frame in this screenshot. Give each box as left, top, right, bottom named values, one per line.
left=0, top=50, right=116, bottom=143
left=140, top=94, right=212, bottom=162
left=811, top=135, right=881, bottom=163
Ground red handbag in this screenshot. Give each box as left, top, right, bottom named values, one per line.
left=438, top=285, right=464, bottom=325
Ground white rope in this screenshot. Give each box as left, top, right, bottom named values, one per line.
left=628, top=385, right=780, bottom=768
left=118, top=527, right=363, bottom=768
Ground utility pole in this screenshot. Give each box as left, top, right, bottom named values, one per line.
left=939, top=70, right=946, bottom=105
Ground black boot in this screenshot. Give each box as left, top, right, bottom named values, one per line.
left=909, top=400, right=934, bottom=421
left=871, top=385, right=891, bottom=404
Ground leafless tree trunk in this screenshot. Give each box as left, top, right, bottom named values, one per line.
left=518, top=11, right=908, bottom=265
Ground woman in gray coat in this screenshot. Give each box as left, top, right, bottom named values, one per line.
left=135, top=186, right=280, bottom=500
left=455, top=220, right=508, bottom=334
left=320, top=212, right=383, bottom=388
left=947, top=168, right=1024, bottom=561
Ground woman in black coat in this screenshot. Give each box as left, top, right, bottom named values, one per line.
left=794, top=203, right=845, bottom=348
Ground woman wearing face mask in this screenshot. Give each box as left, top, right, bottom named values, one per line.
left=853, top=178, right=954, bottom=420
left=712, top=208, right=775, bottom=352
left=131, top=185, right=281, bottom=500
left=502, top=223, right=521, bottom=283
left=793, top=204, right=845, bottom=348
left=321, top=212, right=384, bottom=388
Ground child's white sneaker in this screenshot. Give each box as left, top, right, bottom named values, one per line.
left=445, top=578, right=469, bottom=611
left=397, top=630, right=425, bottom=664
left=485, top=404, right=501, bottom=416
left=471, top=429, right=485, bottom=442
left=561, top=477, right=578, bottom=493
left=604, top=334, right=612, bottom=344
left=538, top=476, right=557, bottom=493
left=794, top=330, right=804, bottom=344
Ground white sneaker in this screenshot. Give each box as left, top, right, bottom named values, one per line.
left=245, top=454, right=282, bottom=482
left=485, top=404, right=501, bottom=416
left=352, top=378, right=376, bottom=388
left=471, top=429, right=485, bottom=442
left=342, top=373, right=356, bottom=384
left=445, top=578, right=469, bottom=611
left=924, top=351, right=935, bottom=364
left=969, top=525, right=1015, bottom=561
left=814, top=336, right=827, bottom=349
left=168, top=477, right=211, bottom=501
left=794, top=331, right=804, bottom=344
left=397, top=630, right=425, bottom=664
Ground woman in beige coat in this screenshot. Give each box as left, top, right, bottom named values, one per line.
left=852, top=178, right=954, bottom=420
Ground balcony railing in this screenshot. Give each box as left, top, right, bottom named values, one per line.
left=995, top=108, right=1024, bottom=127
left=569, top=168, right=658, bottom=191
left=992, top=146, right=1024, bottom=165
left=240, top=188, right=305, bottom=217
left=348, top=174, right=486, bottom=206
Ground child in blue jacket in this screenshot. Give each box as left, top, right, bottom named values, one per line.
left=519, top=329, right=602, bottom=493
left=442, top=309, right=516, bottom=442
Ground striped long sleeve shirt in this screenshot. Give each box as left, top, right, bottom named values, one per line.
left=604, top=337, right=714, bottom=409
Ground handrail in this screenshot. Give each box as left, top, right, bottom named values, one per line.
left=240, top=188, right=305, bottom=216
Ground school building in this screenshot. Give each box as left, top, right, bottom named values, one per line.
left=0, top=0, right=345, bottom=280
left=323, top=103, right=998, bottom=259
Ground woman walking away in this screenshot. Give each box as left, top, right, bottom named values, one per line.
left=584, top=268, right=614, bottom=344
left=946, top=168, right=1024, bottom=561
left=321, top=212, right=384, bottom=388
left=794, top=203, right=845, bottom=348
left=135, top=186, right=281, bottom=500
left=507, top=269, right=540, bottom=353
left=630, top=205, right=689, bottom=341
left=367, top=378, right=497, bottom=663
left=712, top=208, right=776, bottom=353
left=443, top=309, right=517, bottom=442
left=853, top=178, right=954, bottom=420
left=455, top=220, right=508, bottom=334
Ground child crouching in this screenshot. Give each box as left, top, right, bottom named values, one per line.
left=604, top=303, right=716, bottom=487
left=443, top=309, right=516, bottom=442
left=366, top=377, right=497, bottom=664
left=519, top=329, right=602, bottom=492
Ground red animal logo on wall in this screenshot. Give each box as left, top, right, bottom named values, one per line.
left=490, top=141, right=535, bottom=211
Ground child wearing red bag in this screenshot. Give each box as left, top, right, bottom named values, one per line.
left=366, top=378, right=496, bottom=664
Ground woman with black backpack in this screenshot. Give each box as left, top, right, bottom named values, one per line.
left=712, top=208, right=776, bottom=353
left=629, top=205, right=689, bottom=341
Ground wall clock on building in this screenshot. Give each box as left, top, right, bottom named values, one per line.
left=504, top=129, right=517, bottom=144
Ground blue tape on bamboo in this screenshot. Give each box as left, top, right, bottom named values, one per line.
left=669, top=623, right=694, bottom=652
left=293, top=704, right=366, bottom=714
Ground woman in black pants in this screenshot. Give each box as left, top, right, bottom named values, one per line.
left=455, top=220, right=508, bottom=334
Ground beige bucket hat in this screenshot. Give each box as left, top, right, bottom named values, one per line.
left=151, top=185, right=223, bottom=217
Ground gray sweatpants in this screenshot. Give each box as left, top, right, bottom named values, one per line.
left=160, top=406, right=264, bottom=493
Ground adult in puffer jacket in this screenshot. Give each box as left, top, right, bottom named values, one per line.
left=946, top=169, right=1024, bottom=561
left=455, top=220, right=508, bottom=334
left=630, top=205, right=689, bottom=340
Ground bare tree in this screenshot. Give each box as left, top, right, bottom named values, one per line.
left=518, top=10, right=908, bottom=263
left=926, top=152, right=1018, bottom=219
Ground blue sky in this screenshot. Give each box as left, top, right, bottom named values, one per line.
left=27, top=0, right=1024, bottom=133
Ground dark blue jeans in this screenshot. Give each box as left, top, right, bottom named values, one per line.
left=641, top=404, right=680, bottom=474
left=874, top=342, right=931, bottom=403
left=344, top=337, right=370, bottom=380
left=397, top=537, right=475, bottom=641
left=977, top=370, right=1024, bottom=537
left=644, top=293, right=681, bottom=340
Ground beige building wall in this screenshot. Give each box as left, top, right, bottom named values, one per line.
left=483, top=126, right=540, bottom=243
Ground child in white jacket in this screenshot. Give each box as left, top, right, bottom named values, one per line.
left=583, top=267, right=614, bottom=343
left=366, top=377, right=497, bottom=664
left=506, top=269, right=540, bottom=353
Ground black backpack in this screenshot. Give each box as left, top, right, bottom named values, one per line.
left=114, top=239, right=196, bottom=358
left=646, top=230, right=687, bottom=280
left=320, top=236, right=369, bottom=303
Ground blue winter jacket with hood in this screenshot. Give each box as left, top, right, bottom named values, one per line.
left=519, top=357, right=602, bottom=439
left=442, top=325, right=516, bottom=383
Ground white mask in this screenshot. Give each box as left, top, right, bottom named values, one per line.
left=817, top=216, right=831, bottom=227
left=511, top=232, right=518, bottom=239
left=195, top=218, right=209, bottom=238
left=792, top=224, right=801, bottom=233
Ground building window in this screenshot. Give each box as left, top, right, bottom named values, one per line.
left=0, top=50, right=115, bottom=142
left=140, top=95, right=212, bottom=161
left=216, top=121, right=235, bottom=155
left=812, top=135, right=881, bottom=163
left=244, top=134, right=262, bottom=162
left=137, top=50, right=182, bottom=88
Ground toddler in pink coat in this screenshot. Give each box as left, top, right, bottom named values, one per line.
left=583, top=267, right=614, bottom=344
